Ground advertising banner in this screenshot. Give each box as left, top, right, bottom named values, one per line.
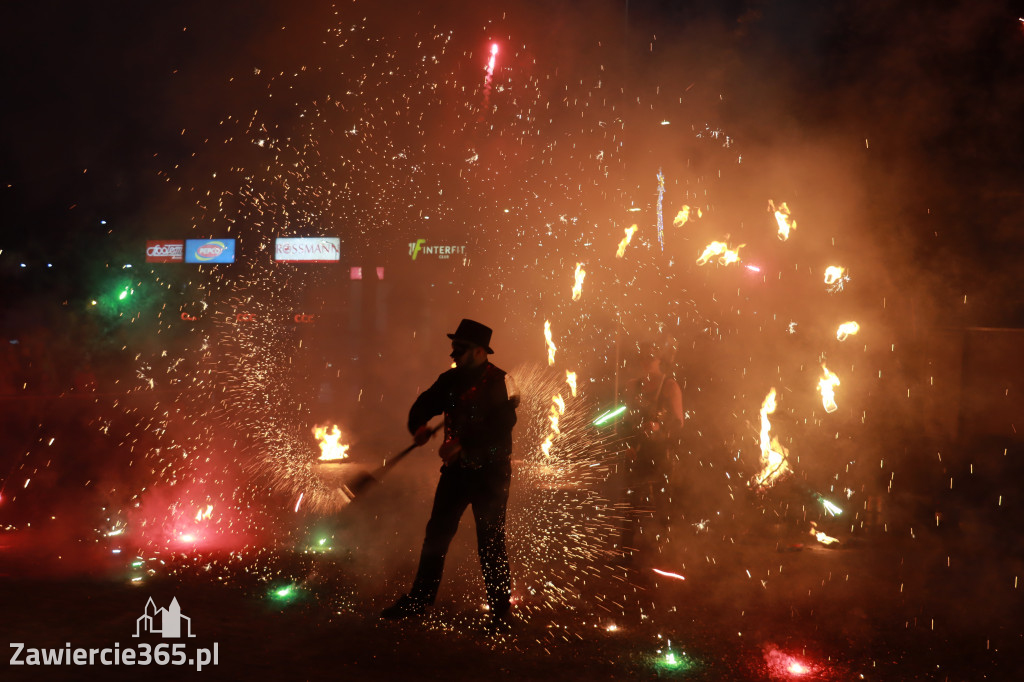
left=274, top=237, right=341, bottom=262
left=145, top=240, right=184, bottom=263
left=185, top=239, right=236, bottom=264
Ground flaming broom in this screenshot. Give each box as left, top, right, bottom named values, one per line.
left=313, top=423, right=442, bottom=505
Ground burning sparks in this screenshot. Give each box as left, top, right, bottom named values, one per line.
left=752, top=388, right=791, bottom=488
left=194, top=505, right=213, bottom=522
left=656, top=169, right=665, bottom=251
left=565, top=370, right=577, bottom=397
left=313, top=425, right=349, bottom=461
left=652, top=568, right=686, bottom=581
left=771, top=200, right=796, bottom=240
left=615, top=224, right=638, bottom=258
left=836, top=321, right=860, bottom=341
left=817, top=364, right=841, bottom=413
left=571, top=262, right=586, bottom=301
left=696, top=241, right=745, bottom=266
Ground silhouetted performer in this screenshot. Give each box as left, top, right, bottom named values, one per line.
left=621, top=341, right=684, bottom=565
left=382, top=319, right=520, bottom=623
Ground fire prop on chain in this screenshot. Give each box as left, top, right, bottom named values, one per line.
left=571, top=262, right=586, bottom=301
left=673, top=204, right=700, bottom=227
left=752, top=388, right=791, bottom=488
left=770, top=200, right=796, bottom=240
left=615, top=224, right=638, bottom=258
left=817, top=364, right=841, bottom=414
left=835, top=321, right=860, bottom=341
left=696, top=240, right=745, bottom=266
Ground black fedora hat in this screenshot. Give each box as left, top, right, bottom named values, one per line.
left=447, top=319, right=494, bottom=354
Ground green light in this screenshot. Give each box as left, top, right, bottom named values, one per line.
left=593, top=405, right=627, bottom=426
left=318, top=538, right=327, bottom=546
left=814, top=493, right=843, bottom=516
left=275, top=586, right=293, bottom=598
left=118, top=289, right=129, bottom=300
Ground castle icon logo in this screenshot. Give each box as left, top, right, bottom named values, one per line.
left=133, top=597, right=196, bottom=638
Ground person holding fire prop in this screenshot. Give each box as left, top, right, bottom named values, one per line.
left=620, top=339, right=685, bottom=568
left=382, top=319, right=520, bottom=625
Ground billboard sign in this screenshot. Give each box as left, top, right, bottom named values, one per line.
left=185, top=239, right=236, bottom=264
left=274, top=237, right=341, bottom=263
left=408, top=239, right=467, bottom=261
left=145, top=240, right=184, bottom=263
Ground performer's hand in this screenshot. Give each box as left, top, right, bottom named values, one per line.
left=439, top=438, right=462, bottom=465
left=414, top=425, right=435, bottom=446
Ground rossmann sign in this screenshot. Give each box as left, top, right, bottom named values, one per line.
left=275, top=238, right=341, bottom=263
left=145, top=241, right=184, bottom=263
left=185, top=239, right=236, bottom=264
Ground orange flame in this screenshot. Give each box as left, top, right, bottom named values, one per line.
left=753, top=388, right=791, bottom=487
left=823, top=266, right=845, bottom=285
left=313, top=424, right=350, bottom=461
left=817, top=364, right=840, bottom=413
left=571, top=262, right=586, bottom=301
left=836, top=321, right=860, bottom=341
left=696, top=241, right=745, bottom=266
left=673, top=205, right=701, bottom=227
left=615, top=224, right=638, bottom=258
left=772, top=201, right=796, bottom=240
left=810, top=522, right=839, bottom=545
left=194, top=504, right=213, bottom=522
left=565, top=370, right=577, bottom=397
left=544, top=320, right=557, bottom=366
left=549, top=394, right=566, bottom=434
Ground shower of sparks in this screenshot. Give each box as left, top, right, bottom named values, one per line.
left=615, top=224, right=638, bottom=258
left=656, top=169, right=665, bottom=251
left=571, top=262, right=586, bottom=301
left=836, top=320, right=860, bottom=341
left=817, top=364, right=841, bottom=413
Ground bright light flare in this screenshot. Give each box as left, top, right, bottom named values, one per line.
left=836, top=321, right=860, bottom=341
left=571, top=262, right=586, bottom=301
left=194, top=505, right=213, bottom=522
left=817, top=364, right=840, bottom=413
left=485, top=42, right=499, bottom=76
left=615, top=224, right=638, bottom=258
left=314, top=424, right=349, bottom=461
left=652, top=568, right=686, bottom=581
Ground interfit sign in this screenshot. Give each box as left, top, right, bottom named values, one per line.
left=185, top=239, right=236, bottom=264
left=145, top=241, right=184, bottom=263
left=408, top=239, right=467, bottom=261
left=275, top=238, right=340, bottom=263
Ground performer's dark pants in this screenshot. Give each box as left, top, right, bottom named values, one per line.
left=409, top=462, right=512, bottom=613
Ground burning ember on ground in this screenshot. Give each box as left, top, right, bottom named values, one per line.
left=817, top=364, right=841, bottom=414
left=313, top=425, right=349, bottom=461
